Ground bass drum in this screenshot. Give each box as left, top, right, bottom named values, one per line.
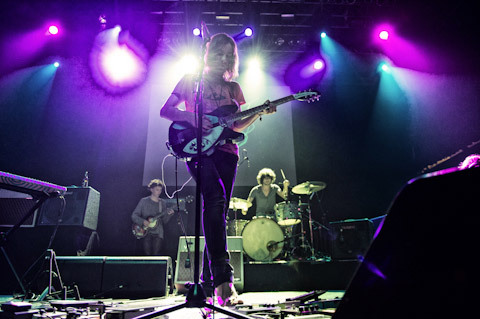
left=242, top=217, right=284, bottom=261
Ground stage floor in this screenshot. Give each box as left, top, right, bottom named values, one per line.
left=0, top=290, right=344, bottom=318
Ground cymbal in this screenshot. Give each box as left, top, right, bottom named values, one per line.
left=292, top=181, right=327, bottom=195
left=229, top=197, right=252, bottom=211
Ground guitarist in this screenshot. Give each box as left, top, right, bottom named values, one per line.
left=131, top=179, right=174, bottom=255
left=160, top=33, right=277, bottom=306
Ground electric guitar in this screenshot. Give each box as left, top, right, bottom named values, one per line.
left=132, top=216, right=161, bottom=239
left=167, top=90, right=321, bottom=159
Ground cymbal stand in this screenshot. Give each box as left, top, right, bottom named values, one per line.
left=306, top=204, right=316, bottom=259
left=292, top=199, right=312, bottom=260
left=307, top=191, right=330, bottom=259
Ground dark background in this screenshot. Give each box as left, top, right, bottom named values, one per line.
left=1, top=0, right=479, bottom=293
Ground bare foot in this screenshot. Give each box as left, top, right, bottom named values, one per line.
left=215, top=282, right=243, bottom=306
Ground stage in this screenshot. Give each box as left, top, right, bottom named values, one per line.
left=0, top=290, right=345, bottom=319
left=0, top=257, right=357, bottom=318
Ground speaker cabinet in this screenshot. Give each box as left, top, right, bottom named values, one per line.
left=102, top=256, right=172, bottom=299
left=333, top=167, right=480, bottom=319
left=329, top=219, right=374, bottom=260
left=56, top=256, right=105, bottom=298
left=56, top=256, right=172, bottom=299
left=36, top=187, right=100, bottom=230
left=174, top=236, right=244, bottom=292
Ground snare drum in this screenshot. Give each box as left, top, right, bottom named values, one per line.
left=275, top=201, right=301, bottom=226
left=242, top=217, right=284, bottom=261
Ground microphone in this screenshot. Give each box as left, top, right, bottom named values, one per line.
left=200, top=21, right=211, bottom=42
left=185, top=257, right=191, bottom=268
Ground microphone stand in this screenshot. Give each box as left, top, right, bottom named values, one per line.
left=133, top=27, right=251, bottom=319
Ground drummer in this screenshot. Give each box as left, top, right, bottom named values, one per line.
left=247, top=168, right=289, bottom=220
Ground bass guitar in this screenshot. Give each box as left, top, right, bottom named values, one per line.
left=132, top=216, right=160, bottom=239
left=167, top=90, right=320, bottom=159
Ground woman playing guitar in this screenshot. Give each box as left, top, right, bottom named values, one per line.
left=160, top=33, right=277, bottom=306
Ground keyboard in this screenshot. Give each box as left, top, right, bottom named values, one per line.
left=0, top=171, right=67, bottom=197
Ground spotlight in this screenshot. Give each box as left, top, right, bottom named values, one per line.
left=320, top=32, right=327, bottom=38
left=379, top=30, right=389, bottom=40
left=99, top=15, right=107, bottom=25
left=53, top=61, right=60, bottom=68
left=193, top=28, right=201, bottom=37
left=247, top=56, right=262, bottom=70
left=373, top=24, right=394, bottom=44
left=47, top=25, right=59, bottom=35
left=313, top=59, right=324, bottom=70
left=233, top=27, right=254, bottom=42
left=99, top=14, right=107, bottom=30
left=178, top=54, right=199, bottom=75
left=378, top=62, right=391, bottom=73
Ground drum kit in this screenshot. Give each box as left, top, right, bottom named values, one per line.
left=228, top=181, right=327, bottom=262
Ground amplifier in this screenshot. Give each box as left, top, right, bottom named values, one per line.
left=330, top=219, right=374, bottom=260
left=56, top=256, right=172, bottom=299
left=174, top=236, right=244, bottom=292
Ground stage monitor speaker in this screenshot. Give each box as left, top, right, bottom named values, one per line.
left=333, top=167, right=480, bottom=319
left=329, top=218, right=374, bottom=260
left=174, top=236, right=244, bottom=292
left=102, top=256, right=172, bottom=299
left=56, top=256, right=105, bottom=298
left=36, top=187, right=100, bottom=230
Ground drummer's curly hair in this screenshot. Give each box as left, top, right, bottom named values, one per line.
left=148, top=179, right=165, bottom=189
left=256, top=168, right=276, bottom=185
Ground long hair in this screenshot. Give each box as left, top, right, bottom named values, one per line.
left=205, top=33, right=239, bottom=81
left=256, top=168, right=276, bottom=185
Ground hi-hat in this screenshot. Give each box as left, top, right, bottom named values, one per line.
left=292, top=181, right=327, bottom=195
left=229, top=197, right=252, bottom=211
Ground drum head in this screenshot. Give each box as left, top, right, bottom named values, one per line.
left=275, top=201, right=301, bottom=226
left=242, top=217, right=284, bottom=261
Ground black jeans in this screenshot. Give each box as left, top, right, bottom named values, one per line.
left=187, top=150, right=237, bottom=290
left=143, top=234, right=163, bottom=255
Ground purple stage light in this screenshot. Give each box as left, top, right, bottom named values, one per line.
left=47, top=25, right=59, bottom=35
left=244, top=27, right=253, bottom=37
left=89, top=27, right=148, bottom=93
left=193, top=28, right=201, bottom=37
left=379, top=30, right=389, bottom=40
left=100, top=45, right=143, bottom=83
left=373, top=23, right=393, bottom=44
left=313, top=59, right=324, bottom=70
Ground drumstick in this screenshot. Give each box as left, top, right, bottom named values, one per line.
left=280, top=169, right=286, bottom=181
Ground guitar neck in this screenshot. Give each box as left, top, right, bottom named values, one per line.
left=224, top=95, right=295, bottom=124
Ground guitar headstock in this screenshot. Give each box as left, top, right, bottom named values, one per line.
left=293, top=90, right=321, bottom=103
